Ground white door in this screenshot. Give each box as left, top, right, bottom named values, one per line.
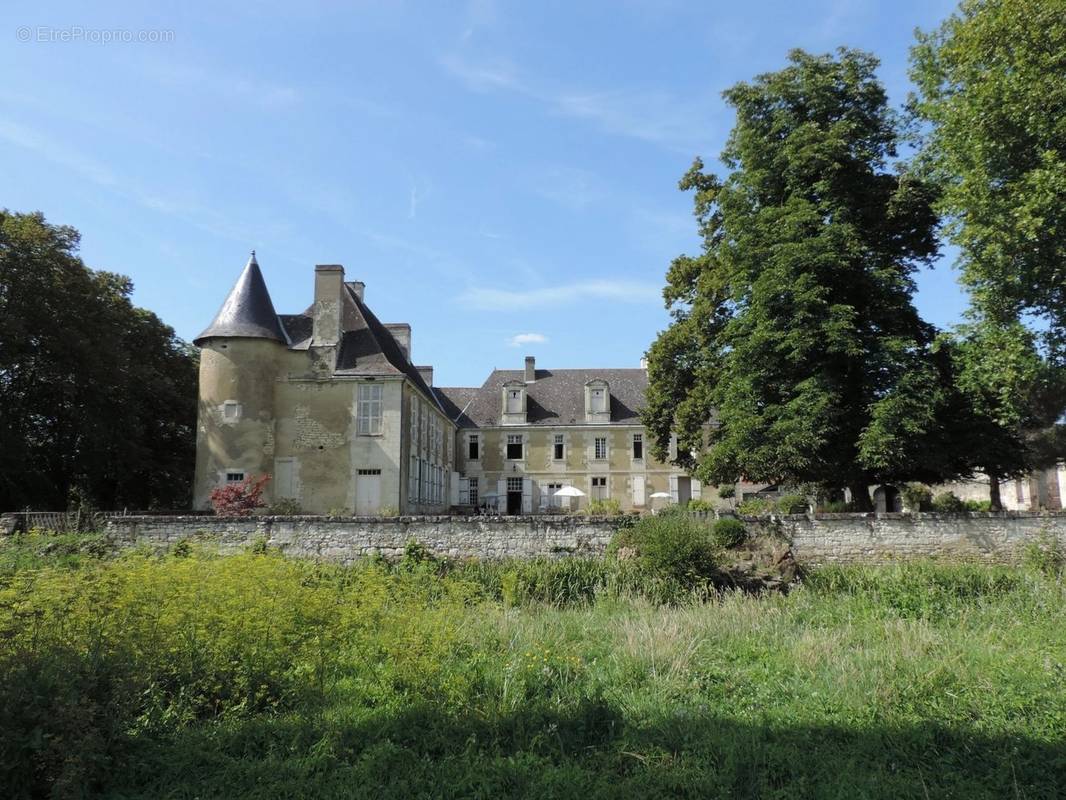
left=355, top=470, right=381, bottom=514
left=632, top=476, right=646, bottom=507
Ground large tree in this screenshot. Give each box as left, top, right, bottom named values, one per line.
left=643, top=49, right=960, bottom=510
left=909, top=0, right=1066, bottom=335
left=0, top=211, right=198, bottom=511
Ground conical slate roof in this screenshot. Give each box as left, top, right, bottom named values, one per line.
left=194, top=252, right=286, bottom=345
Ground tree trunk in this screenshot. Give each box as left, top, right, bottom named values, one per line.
left=848, top=482, right=873, bottom=512
left=988, top=474, right=1003, bottom=511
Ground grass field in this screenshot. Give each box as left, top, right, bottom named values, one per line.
left=1, top=532, right=1064, bottom=798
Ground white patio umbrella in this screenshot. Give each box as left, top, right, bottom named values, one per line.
left=553, top=485, right=585, bottom=513
left=648, top=491, right=672, bottom=514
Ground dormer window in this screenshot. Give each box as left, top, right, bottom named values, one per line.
left=501, top=380, right=527, bottom=425
left=584, top=379, right=611, bottom=424
left=506, top=388, right=522, bottom=414
left=591, top=388, right=607, bottom=413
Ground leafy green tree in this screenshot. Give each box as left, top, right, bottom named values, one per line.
left=644, top=49, right=957, bottom=510
left=0, top=210, right=198, bottom=510
left=910, top=0, right=1066, bottom=334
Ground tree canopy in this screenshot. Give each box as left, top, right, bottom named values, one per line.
left=0, top=210, right=198, bottom=511
left=643, top=49, right=968, bottom=508
left=910, top=0, right=1066, bottom=336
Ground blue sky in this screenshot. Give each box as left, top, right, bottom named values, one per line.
left=2, top=0, right=964, bottom=387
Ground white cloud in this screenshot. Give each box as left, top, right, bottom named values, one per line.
left=508, top=332, right=548, bottom=347
left=459, top=279, right=660, bottom=311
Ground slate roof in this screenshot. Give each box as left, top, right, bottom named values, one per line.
left=436, top=368, right=648, bottom=428
left=194, top=253, right=287, bottom=345
left=276, top=282, right=442, bottom=412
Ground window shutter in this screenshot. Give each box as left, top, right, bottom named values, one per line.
left=632, top=476, right=645, bottom=507
left=669, top=475, right=679, bottom=504
left=458, top=477, right=469, bottom=505
left=497, top=479, right=507, bottom=513
left=691, top=478, right=702, bottom=499
left=522, top=478, right=533, bottom=514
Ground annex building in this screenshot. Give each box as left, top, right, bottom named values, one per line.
left=193, top=255, right=705, bottom=515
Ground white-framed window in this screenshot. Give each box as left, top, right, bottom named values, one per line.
left=468, top=477, right=479, bottom=506
left=507, top=434, right=523, bottom=460
left=632, top=433, right=643, bottom=460
left=357, top=383, right=383, bottom=435
left=225, top=471, right=245, bottom=483
left=553, top=434, right=565, bottom=460
left=591, top=476, right=607, bottom=500
left=594, top=436, right=608, bottom=460
left=468, top=433, right=480, bottom=460
left=591, top=388, right=607, bottom=413
left=506, top=389, right=522, bottom=413
left=222, top=401, right=242, bottom=422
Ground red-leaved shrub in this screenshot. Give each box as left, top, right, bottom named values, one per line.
left=210, top=474, right=270, bottom=517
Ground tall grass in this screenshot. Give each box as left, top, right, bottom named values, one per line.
left=1, top=536, right=1064, bottom=798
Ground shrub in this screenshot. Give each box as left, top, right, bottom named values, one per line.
left=710, top=517, right=746, bottom=549
left=586, top=498, right=623, bottom=516
left=964, top=499, right=992, bottom=512
left=609, top=514, right=717, bottom=584
left=817, top=500, right=856, bottom=513
left=1022, top=533, right=1065, bottom=577
left=736, top=497, right=775, bottom=516
left=776, top=493, right=809, bottom=514
left=717, top=485, right=736, bottom=499
left=931, top=491, right=967, bottom=513
left=901, top=483, right=932, bottom=512
left=210, top=474, right=269, bottom=517
left=687, top=498, right=714, bottom=512
left=267, top=498, right=302, bottom=515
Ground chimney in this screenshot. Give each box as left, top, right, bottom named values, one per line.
left=312, top=265, right=344, bottom=347
left=524, top=355, right=536, bottom=382
left=416, top=365, right=433, bottom=386
left=640, top=357, right=648, bottom=369
left=346, top=280, right=365, bottom=302
left=384, top=323, right=411, bottom=361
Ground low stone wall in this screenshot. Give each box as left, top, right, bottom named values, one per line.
left=96, top=511, right=1066, bottom=565
left=103, top=515, right=616, bottom=563
left=778, top=511, right=1066, bottom=564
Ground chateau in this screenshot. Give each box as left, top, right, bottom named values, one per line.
left=193, top=255, right=705, bottom=514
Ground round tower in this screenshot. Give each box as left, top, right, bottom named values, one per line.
left=192, top=252, right=287, bottom=509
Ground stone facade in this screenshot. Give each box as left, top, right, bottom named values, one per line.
left=103, top=512, right=1066, bottom=565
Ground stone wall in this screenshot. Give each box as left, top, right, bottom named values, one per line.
left=777, top=511, right=1066, bottom=564
left=99, top=511, right=1066, bottom=565
left=103, top=515, right=616, bottom=563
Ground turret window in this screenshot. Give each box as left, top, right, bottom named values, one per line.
left=222, top=401, right=242, bottom=422
left=225, top=471, right=245, bottom=483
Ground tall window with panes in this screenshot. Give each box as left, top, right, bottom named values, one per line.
left=632, top=432, right=643, bottom=460
left=553, top=434, right=565, bottom=460
left=357, top=384, right=382, bottom=435
left=594, top=436, right=608, bottom=460
left=468, top=433, right=479, bottom=460
left=507, top=434, right=523, bottom=460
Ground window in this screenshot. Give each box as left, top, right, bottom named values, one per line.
left=468, top=434, right=480, bottom=460
left=506, top=389, right=522, bottom=413
left=225, top=471, right=245, bottom=483
left=409, top=455, right=418, bottom=501
left=420, top=407, right=428, bottom=452
left=357, top=384, right=383, bottom=434
left=507, top=434, right=523, bottom=460
left=594, top=436, right=608, bottom=460
left=222, top=401, right=241, bottom=421
left=591, top=476, right=607, bottom=500
left=410, top=397, right=419, bottom=445
left=632, top=433, right=643, bottom=460
left=468, top=477, right=479, bottom=506
left=553, top=434, right=565, bottom=460
left=357, top=468, right=381, bottom=475
left=591, top=388, right=607, bottom=413
left=507, top=477, right=523, bottom=492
